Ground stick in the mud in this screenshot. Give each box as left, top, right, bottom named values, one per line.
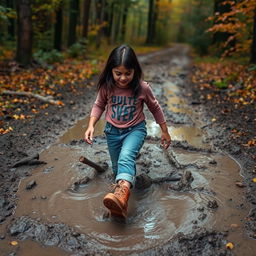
left=163, top=148, right=182, bottom=169
left=12, top=153, right=42, bottom=167
left=79, top=156, right=106, bottom=173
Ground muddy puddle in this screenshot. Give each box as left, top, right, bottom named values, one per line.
left=1, top=49, right=256, bottom=255
left=9, top=120, right=253, bottom=255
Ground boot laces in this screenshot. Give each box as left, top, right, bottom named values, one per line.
left=109, top=183, right=127, bottom=197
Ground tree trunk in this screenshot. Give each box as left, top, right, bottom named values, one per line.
left=16, top=0, right=33, bottom=66
left=146, top=0, right=155, bottom=44
left=95, top=0, right=105, bottom=48
left=106, top=1, right=114, bottom=39
left=121, top=1, right=129, bottom=41
left=152, top=0, right=159, bottom=41
left=82, top=0, right=91, bottom=39
left=68, top=0, right=79, bottom=47
left=251, top=7, right=256, bottom=64
left=7, top=0, right=16, bottom=40
left=54, top=2, right=63, bottom=51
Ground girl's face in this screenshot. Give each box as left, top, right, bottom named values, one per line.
left=112, top=65, right=134, bottom=88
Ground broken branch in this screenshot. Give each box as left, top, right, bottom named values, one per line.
left=79, top=156, right=106, bottom=173
left=2, top=90, right=61, bottom=105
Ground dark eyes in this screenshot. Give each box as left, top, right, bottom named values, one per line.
left=115, top=72, right=131, bottom=76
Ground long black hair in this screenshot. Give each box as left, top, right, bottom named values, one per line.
left=97, top=44, right=143, bottom=97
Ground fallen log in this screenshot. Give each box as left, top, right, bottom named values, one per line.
left=12, top=153, right=46, bottom=168
left=79, top=156, right=106, bottom=173
left=2, top=90, right=61, bottom=105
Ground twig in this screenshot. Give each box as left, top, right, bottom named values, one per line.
left=2, top=90, right=60, bottom=105
left=79, top=156, right=106, bottom=173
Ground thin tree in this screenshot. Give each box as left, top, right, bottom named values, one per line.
left=82, top=0, right=91, bottom=39
left=146, top=0, right=155, bottom=44
left=95, top=0, right=105, bottom=48
left=121, top=0, right=129, bottom=41
left=251, top=6, right=256, bottom=63
left=54, top=1, right=63, bottom=51
left=68, top=0, right=79, bottom=47
left=6, top=0, right=15, bottom=40
left=16, top=0, right=33, bottom=66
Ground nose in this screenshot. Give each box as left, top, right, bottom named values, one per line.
left=120, top=75, right=126, bottom=81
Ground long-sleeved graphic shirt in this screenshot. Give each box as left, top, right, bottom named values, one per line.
left=90, top=81, right=166, bottom=128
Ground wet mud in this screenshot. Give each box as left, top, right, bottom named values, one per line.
left=0, top=45, right=255, bottom=255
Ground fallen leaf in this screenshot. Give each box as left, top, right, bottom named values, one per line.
left=10, top=240, right=18, bottom=246
left=226, top=242, right=234, bottom=249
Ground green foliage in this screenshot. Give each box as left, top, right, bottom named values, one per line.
left=34, top=30, right=53, bottom=51
left=0, top=5, right=16, bottom=21
left=67, top=39, right=88, bottom=58
left=33, top=49, right=64, bottom=64
left=175, top=0, right=214, bottom=55
left=213, top=79, right=228, bottom=89
left=248, top=64, right=256, bottom=72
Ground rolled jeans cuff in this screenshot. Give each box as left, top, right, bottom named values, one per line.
left=115, top=173, right=135, bottom=188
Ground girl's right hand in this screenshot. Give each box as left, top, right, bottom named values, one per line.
left=84, top=126, right=94, bottom=145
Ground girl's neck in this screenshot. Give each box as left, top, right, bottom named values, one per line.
left=115, top=82, right=131, bottom=89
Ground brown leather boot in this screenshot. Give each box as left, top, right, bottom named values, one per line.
left=103, top=180, right=130, bottom=218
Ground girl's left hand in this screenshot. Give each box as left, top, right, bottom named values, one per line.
left=161, top=132, right=171, bottom=149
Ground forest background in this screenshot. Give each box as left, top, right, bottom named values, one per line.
left=0, top=0, right=255, bottom=139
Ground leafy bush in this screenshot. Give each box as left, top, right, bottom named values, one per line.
left=67, top=39, right=88, bottom=58
left=33, top=49, right=64, bottom=64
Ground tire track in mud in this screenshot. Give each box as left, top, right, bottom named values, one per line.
left=1, top=46, right=254, bottom=255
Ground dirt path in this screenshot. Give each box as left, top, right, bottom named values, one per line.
left=0, top=45, right=255, bottom=255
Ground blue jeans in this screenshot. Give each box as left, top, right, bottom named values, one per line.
left=104, top=121, right=147, bottom=187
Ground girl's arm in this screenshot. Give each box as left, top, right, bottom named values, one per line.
left=159, top=122, right=171, bottom=149
left=84, top=116, right=99, bottom=145
left=85, top=88, right=107, bottom=145
left=143, top=83, right=171, bottom=149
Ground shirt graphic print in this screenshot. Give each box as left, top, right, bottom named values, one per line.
left=111, top=95, right=137, bottom=122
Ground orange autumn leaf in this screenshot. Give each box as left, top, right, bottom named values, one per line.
left=226, top=242, right=234, bottom=249
left=10, top=240, right=18, bottom=246
left=0, top=127, right=13, bottom=134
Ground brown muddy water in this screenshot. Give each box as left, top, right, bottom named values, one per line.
left=1, top=50, right=255, bottom=255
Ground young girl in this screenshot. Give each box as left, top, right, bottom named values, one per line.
left=84, top=45, right=171, bottom=219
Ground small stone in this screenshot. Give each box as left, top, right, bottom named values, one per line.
left=209, top=159, right=217, bottom=165
left=198, top=213, right=207, bottom=221
left=197, top=206, right=205, bottom=212
left=43, top=166, right=54, bottom=173
left=235, top=181, right=246, bottom=188
left=207, top=200, right=218, bottom=209
left=72, top=232, right=80, bottom=237
left=40, top=196, right=47, bottom=200
left=31, top=196, right=37, bottom=200
left=26, top=180, right=37, bottom=190
left=0, top=234, right=5, bottom=240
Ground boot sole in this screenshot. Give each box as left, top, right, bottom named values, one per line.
left=103, top=194, right=127, bottom=219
